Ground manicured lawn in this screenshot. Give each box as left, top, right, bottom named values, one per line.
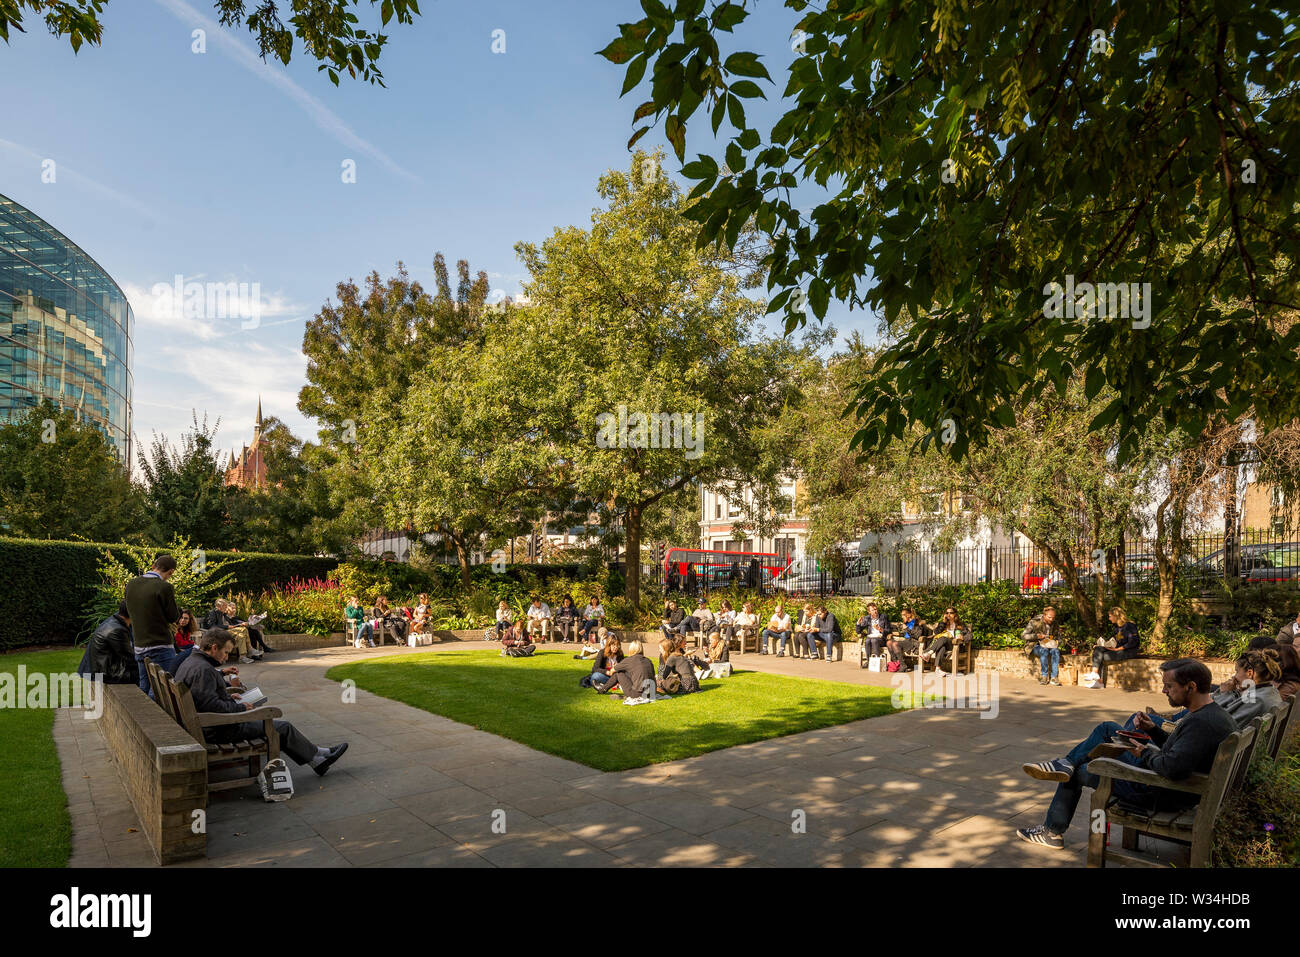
left=327, top=648, right=907, bottom=771
left=0, top=647, right=81, bottom=867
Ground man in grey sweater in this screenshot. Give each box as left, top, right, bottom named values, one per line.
left=1015, top=658, right=1236, bottom=850
left=174, top=630, right=348, bottom=776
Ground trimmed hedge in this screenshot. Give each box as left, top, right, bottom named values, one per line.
left=0, top=537, right=338, bottom=651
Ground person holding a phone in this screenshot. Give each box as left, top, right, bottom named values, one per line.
left=1015, top=658, right=1236, bottom=851
left=1021, top=606, right=1062, bottom=686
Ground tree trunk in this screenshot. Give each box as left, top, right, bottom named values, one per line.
left=454, top=535, right=472, bottom=590
left=625, top=504, right=642, bottom=612
left=1037, top=536, right=1099, bottom=634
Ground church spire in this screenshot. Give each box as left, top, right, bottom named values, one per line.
left=255, top=396, right=263, bottom=434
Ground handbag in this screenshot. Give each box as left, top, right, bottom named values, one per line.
left=887, top=660, right=901, bottom=673
left=258, top=757, right=294, bottom=802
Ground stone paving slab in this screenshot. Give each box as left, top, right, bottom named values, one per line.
left=54, top=639, right=1184, bottom=867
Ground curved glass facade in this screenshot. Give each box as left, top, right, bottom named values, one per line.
left=0, top=193, right=133, bottom=461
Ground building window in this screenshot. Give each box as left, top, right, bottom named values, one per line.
left=775, top=537, right=795, bottom=561
left=714, top=498, right=722, bottom=519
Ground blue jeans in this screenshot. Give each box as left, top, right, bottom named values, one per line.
left=761, top=629, right=788, bottom=653
left=1043, top=721, right=1152, bottom=835
left=134, top=645, right=179, bottom=697
left=820, top=631, right=836, bottom=660
left=352, top=622, right=374, bottom=643
left=1035, top=645, right=1060, bottom=678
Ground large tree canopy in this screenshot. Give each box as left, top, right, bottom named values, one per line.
left=601, top=0, right=1300, bottom=462
left=0, top=0, right=422, bottom=85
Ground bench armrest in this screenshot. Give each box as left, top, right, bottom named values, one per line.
left=1087, top=757, right=1210, bottom=795
left=197, top=707, right=283, bottom=727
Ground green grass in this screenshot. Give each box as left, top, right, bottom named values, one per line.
left=327, top=648, right=906, bottom=771
left=0, top=647, right=81, bottom=867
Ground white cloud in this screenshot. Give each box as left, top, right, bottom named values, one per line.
left=123, top=277, right=306, bottom=341
left=152, top=0, right=421, bottom=184
left=0, top=137, right=162, bottom=223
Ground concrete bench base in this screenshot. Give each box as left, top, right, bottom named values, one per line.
left=92, top=682, right=207, bottom=864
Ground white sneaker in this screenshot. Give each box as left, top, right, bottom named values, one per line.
left=934, top=668, right=946, bottom=676
left=239, top=656, right=254, bottom=664
left=1085, top=680, right=1103, bottom=689
left=1082, top=671, right=1100, bottom=682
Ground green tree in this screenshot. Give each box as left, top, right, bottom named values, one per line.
left=602, top=1, right=1300, bottom=462
left=0, top=0, right=423, bottom=85
left=0, top=400, right=146, bottom=541
left=137, top=414, right=232, bottom=547
left=515, top=152, right=823, bottom=609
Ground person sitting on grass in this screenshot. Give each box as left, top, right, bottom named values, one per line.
left=1015, top=658, right=1236, bottom=850
left=1083, top=606, right=1140, bottom=689
left=609, top=639, right=655, bottom=697
left=660, top=638, right=701, bottom=694
left=501, top=619, right=536, bottom=657
left=582, top=634, right=623, bottom=690
left=554, top=595, right=580, bottom=642
left=920, top=607, right=967, bottom=675
left=580, top=594, right=605, bottom=642
left=77, top=601, right=138, bottom=686
left=345, top=596, right=375, bottom=648
left=175, top=629, right=349, bottom=777
left=526, top=596, right=552, bottom=642
left=856, top=603, right=892, bottom=661
left=761, top=602, right=792, bottom=656
left=705, top=630, right=730, bottom=665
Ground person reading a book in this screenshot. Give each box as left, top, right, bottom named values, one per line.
left=174, top=630, right=348, bottom=776
left=1015, top=658, right=1235, bottom=851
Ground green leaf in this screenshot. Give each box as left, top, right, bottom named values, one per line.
left=598, top=36, right=637, bottom=65
left=665, top=114, right=686, bottom=160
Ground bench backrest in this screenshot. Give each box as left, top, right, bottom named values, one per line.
left=143, top=660, right=206, bottom=744
left=1195, top=723, right=1258, bottom=829
left=1268, top=696, right=1297, bottom=760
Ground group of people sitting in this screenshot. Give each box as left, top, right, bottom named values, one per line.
left=1020, top=605, right=1142, bottom=688
left=1017, top=639, right=1295, bottom=850
left=344, top=594, right=426, bottom=647
left=76, top=554, right=350, bottom=780
left=495, top=594, right=607, bottom=652
left=574, top=629, right=731, bottom=700
left=855, top=604, right=972, bottom=674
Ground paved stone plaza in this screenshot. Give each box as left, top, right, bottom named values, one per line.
left=55, top=641, right=1169, bottom=867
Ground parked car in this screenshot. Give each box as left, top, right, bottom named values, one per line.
left=771, top=556, right=875, bottom=595
left=1188, top=543, right=1300, bottom=587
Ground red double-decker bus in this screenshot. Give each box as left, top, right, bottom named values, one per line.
left=663, top=548, right=792, bottom=591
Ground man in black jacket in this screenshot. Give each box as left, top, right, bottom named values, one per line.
left=1016, top=658, right=1236, bottom=850
left=77, top=601, right=139, bottom=686
left=174, top=630, right=348, bottom=776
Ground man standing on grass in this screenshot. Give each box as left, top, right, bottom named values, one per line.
left=124, top=554, right=180, bottom=696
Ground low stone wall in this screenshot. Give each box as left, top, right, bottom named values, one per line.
left=93, top=682, right=207, bottom=865
left=966, top=647, right=1235, bottom=692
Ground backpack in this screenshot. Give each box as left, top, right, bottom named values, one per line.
left=657, top=671, right=681, bottom=694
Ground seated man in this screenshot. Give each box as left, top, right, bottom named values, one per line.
left=77, top=601, right=139, bottom=686
left=732, top=602, right=760, bottom=651
left=175, top=629, right=348, bottom=776
left=1015, top=658, right=1236, bottom=850
left=660, top=600, right=685, bottom=640
left=815, top=604, right=841, bottom=662
left=1126, top=647, right=1284, bottom=732
left=761, top=603, right=792, bottom=656
left=856, top=603, right=891, bottom=660
left=525, top=596, right=553, bottom=642
left=1277, top=611, right=1300, bottom=645
left=1022, top=605, right=1062, bottom=686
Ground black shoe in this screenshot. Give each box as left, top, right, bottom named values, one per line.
left=261, top=646, right=277, bottom=654
left=314, top=742, right=349, bottom=776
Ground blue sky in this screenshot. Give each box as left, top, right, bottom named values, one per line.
left=0, top=0, right=871, bottom=464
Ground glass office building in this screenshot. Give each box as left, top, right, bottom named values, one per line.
left=0, top=193, right=133, bottom=462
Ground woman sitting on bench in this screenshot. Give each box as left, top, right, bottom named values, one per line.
left=920, top=607, right=967, bottom=675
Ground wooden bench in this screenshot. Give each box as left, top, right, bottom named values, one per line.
left=1086, top=720, right=1259, bottom=868
left=1266, top=695, right=1298, bottom=759
left=144, top=660, right=283, bottom=793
